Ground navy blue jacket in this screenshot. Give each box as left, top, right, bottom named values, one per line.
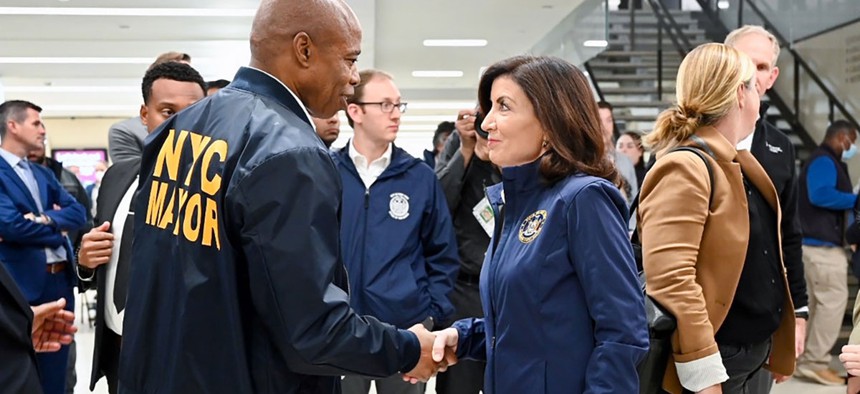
left=120, top=67, right=421, bottom=394
left=799, top=144, right=855, bottom=246
left=332, top=144, right=459, bottom=328
left=0, top=156, right=86, bottom=301
left=452, top=161, right=649, bottom=393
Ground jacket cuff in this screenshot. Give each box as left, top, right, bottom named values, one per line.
left=675, top=352, right=728, bottom=392
left=397, top=329, right=421, bottom=373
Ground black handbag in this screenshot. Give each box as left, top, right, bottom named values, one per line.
left=631, top=146, right=714, bottom=394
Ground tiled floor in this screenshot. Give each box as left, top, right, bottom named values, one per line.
left=69, top=292, right=845, bottom=394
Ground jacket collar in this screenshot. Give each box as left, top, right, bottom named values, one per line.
left=229, top=67, right=313, bottom=129
left=485, top=158, right=543, bottom=208
left=685, top=126, right=738, bottom=163
left=0, top=149, right=40, bottom=210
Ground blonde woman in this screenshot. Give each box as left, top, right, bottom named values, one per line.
left=640, top=43, right=796, bottom=394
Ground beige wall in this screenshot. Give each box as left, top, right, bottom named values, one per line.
left=43, top=117, right=126, bottom=153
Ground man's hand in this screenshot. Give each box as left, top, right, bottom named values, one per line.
left=456, top=109, right=478, bottom=166
left=841, top=345, right=860, bottom=376
left=402, top=324, right=446, bottom=384
left=31, top=298, right=76, bottom=352
left=78, top=221, right=114, bottom=269
left=795, top=317, right=806, bottom=358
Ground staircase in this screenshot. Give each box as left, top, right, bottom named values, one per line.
left=589, top=8, right=812, bottom=162
left=587, top=9, right=707, bottom=134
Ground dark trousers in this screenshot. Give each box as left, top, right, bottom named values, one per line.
left=680, top=339, right=772, bottom=394
left=435, top=279, right=485, bottom=394
left=100, top=328, right=121, bottom=394
left=65, top=339, right=76, bottom=393
left=34, top=271, right=74, bottom=394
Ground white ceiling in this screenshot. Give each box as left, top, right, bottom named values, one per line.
left=0, top=0, right=590, bottom=132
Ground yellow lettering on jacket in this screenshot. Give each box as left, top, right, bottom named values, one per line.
left=144, top=129, right=228, bottom=250
left=153, top=129, right=189, bottom=181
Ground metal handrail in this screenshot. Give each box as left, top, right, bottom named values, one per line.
left=646, top=0, right=692, bottom=55
left=583, top=61, right=605, bottom=102
left=644, top=0, right=694, bottom=100
left=697, top=0, right=858, bottom=140
left=741, top=0, right=860, bottom=133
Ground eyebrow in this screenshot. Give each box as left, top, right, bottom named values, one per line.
left=496, top=95, right=514, bottom=104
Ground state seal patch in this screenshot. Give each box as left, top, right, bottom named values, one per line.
left=389, top=192, right=410, bottom=220
left=519, top=210, right=547, bottom=243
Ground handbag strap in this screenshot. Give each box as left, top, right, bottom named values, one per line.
left=630, top=144, right=715, bottom=271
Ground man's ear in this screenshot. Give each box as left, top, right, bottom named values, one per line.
left=346, top=103, right=362, bottom=125
left=139, top=104, right=149, bottom=128
left=768, top=66, right=780, bottom=90
left=293, top=32, right=312, bottom=68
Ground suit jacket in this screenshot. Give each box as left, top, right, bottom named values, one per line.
left=751, top=104, right=807, bottom=309
left=639, top=126, right=795, bottom=393
left=0, top=156, right=87, bottom=301
left=0, top=261, right=42, bottom=393
left=87, top=158, right=139, bottom=391
left=108, top=117, right=147, bottom=163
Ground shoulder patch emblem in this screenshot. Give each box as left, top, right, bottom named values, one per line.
left=519, top=210, right=547, bottom=243
left=389, top=192, right=410, bottom=220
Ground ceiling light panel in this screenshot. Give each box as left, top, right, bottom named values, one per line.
left=422, top=39, right=488, bottom=47
left=0, top=7, right=256, bottom=17
left=411, top=70, right=464, bottom=78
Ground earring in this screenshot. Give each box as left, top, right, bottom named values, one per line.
left=542, top=140, right=548, bottom=148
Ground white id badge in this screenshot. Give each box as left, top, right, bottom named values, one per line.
left=472, top=196, right=495, bottom=237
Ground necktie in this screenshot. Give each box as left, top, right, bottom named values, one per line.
left=114, top=196, right=135, bottom=312
left=17, top=160, right=43, bottom=212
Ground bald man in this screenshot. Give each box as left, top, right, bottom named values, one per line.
left=118, top=1, right=441, bottom=393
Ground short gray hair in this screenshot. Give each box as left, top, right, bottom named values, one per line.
left=725, top=25, right=781, bottom=66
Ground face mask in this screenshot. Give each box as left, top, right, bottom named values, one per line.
left=843, top=143, right=858, bottom=161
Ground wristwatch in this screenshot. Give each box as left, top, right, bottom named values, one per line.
left=795, top=311, right=809, bottom=319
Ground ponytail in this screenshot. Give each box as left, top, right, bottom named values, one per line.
left=644, top=105, right=706, bottom=154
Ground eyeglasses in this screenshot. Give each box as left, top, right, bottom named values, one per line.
left=355, top=101, right=408, bottom=114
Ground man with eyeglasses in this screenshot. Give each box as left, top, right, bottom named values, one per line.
left=333, top=69, right=460, bottom=394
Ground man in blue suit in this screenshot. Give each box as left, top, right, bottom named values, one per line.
left=0, top=100, right=87, bottom=394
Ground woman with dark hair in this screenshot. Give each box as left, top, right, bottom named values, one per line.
left=618, top=131, right=647, bottom=188
left=427, top=55, right=649, bottom=393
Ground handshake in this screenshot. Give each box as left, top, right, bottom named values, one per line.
left=402, top=324, right=460, bottom=384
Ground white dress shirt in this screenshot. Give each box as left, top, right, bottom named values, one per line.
left=104, top=177, right=138, bottom=335
left=348, top=141, right=392, bottom=189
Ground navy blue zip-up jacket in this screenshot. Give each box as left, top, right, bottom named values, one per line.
left=332, top=144, right=459, bottom=328
left=452, top=160, right=649, bottom=393
left=119, top=67, right=420, bottom=394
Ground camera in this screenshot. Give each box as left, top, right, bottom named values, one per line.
left=473, top=111, right=489, bottom=139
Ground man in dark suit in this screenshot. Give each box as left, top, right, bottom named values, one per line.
left=76, top=61, right=207, bottom=393
left=0, top=100, right=87, bottom=394
left=0, top=260, right=76, bottom=393
left=727, top=25, right=810, bottom=387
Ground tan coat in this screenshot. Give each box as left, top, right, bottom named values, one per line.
left=639, top=126, right=796, bottom=393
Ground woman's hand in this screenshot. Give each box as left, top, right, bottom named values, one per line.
left=697, top=384, right=722, bottom=394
